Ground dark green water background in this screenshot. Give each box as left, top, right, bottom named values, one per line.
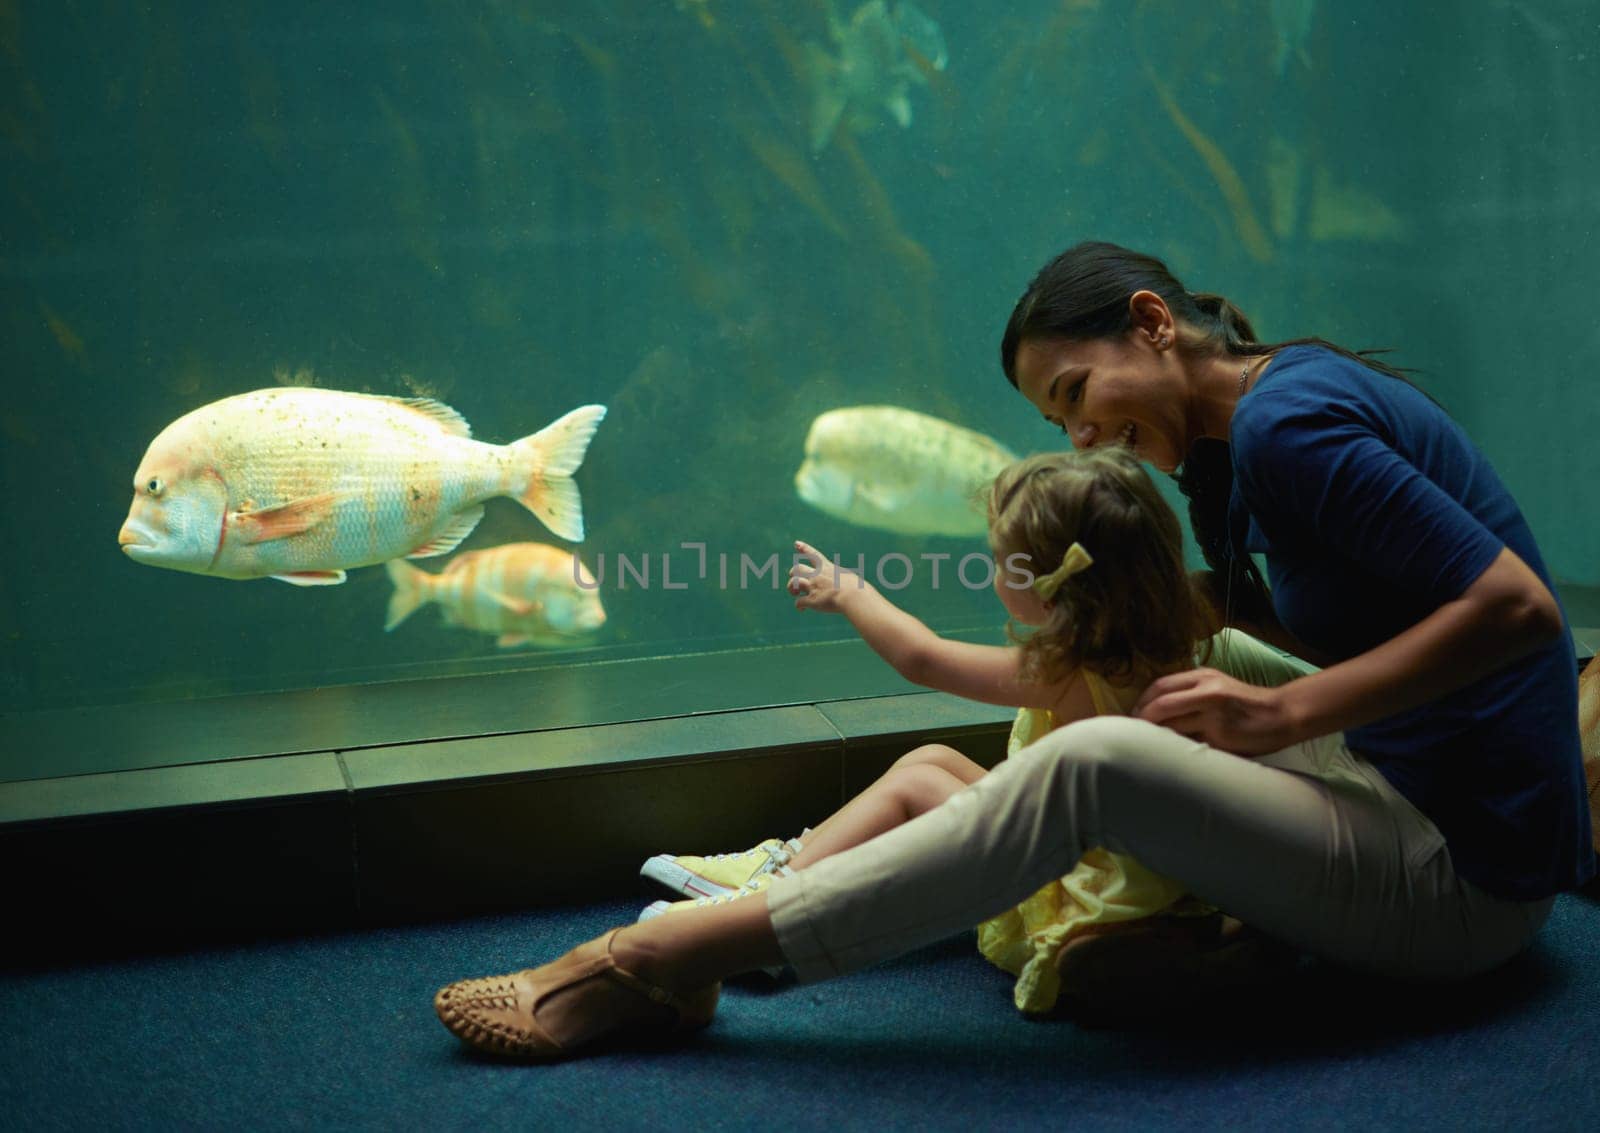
left=2, top=1, right=1596, bottom=718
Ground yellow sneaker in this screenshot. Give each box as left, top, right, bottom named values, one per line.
left=636, top=867, right=792, bottom=922
left=637, top=870, right=796, bottom=979
left=640, top=831, right=808, bottom=899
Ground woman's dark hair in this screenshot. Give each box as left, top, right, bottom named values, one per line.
left=999, top=241, right=1417, bottom=628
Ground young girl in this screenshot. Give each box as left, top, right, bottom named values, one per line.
left=637, top=445, right=1326, bottom=1013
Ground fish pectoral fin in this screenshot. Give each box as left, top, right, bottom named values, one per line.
left=884, top=89, right=913, bottom=127
left=234, top=492, right=339, bottom=544
left=270, top=570, right=348, bottom=586
left=406, top=505, right=484, bottom=559
left=496, top=633, right=531, bottom=648
left=854, top=481, right=904, bottom=512
left=482, top=588, right=536, bottom=617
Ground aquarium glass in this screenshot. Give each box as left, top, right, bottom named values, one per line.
left=3, top=1, right=1596, bottom=738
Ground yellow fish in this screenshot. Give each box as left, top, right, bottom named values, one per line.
left=385, top=542, right=606, bottom=649
left=795, top=405, right=1015, bottom=537
left=118, top=388, right=605, bottom=586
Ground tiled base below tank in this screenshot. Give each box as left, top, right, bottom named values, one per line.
left=0, top=691, right=1013, bottom=966
left=6, top=626, right=1591, bottom=968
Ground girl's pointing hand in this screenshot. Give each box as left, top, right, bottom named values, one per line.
left=788, top=539, right=867, bottom=613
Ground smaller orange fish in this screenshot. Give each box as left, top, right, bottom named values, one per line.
left=385, top=542, right=605, bottom=649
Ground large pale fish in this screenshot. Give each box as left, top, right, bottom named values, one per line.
left=118, top=387, right=606, bottom=586
left=385, top=542, right=606, bottom=648
left=795, top=405, right=1015, bottom=537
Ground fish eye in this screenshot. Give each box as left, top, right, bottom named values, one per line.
left=146, top=477, right=164, bottom=496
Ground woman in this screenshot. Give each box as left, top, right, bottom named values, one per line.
left=434, top=242, right=1594, bottom=1058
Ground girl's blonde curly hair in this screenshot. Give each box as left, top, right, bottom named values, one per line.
left=988, top=446, right=1219, bottom=686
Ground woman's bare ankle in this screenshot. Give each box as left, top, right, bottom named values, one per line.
left=610, top=924, right=683, bottom=988
left=613, top=902, right=786, bottom=990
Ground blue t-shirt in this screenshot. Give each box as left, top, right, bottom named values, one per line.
left=1227, top=345, right=1593, bottom=900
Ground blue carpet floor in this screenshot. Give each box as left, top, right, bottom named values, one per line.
left=2, top=893, right=1596, bottom=1131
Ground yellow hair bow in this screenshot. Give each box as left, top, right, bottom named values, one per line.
left=1031, top=542, right=1094, bottom=601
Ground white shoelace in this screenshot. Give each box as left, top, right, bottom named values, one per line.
left=689, top=864, right=796, bottom=908
left=701, top=833, right=805, bottom=871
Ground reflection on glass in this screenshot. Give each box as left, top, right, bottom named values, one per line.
left=385, top=543, right=606, bottom=650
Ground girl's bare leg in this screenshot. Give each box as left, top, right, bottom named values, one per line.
left=607, top=747, right=985, bottom=992
left=787, top=744, right=986, bottom=870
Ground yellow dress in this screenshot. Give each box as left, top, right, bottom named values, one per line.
left=975, top=631, right=1325, bottom=1012
left=974, top=670, right=1210, bottom=1013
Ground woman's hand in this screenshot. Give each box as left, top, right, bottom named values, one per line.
left=787, top=539, right=869, bottom=613
left=1132, top=667, right=1303, bottom=755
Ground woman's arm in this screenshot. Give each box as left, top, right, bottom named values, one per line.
left=788, top=540, right=1091, bottom=715
left=1139, top=543, right=1563, bottom=754
left=1278, top=545, right=1562, bottom=737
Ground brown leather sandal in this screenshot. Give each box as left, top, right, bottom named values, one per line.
left=434, top=927, right=720, bottom=1058
left=1055, top=913, right=1297, bottom=1022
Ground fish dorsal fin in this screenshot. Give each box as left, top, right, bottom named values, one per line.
left=390, top=397, right=472, bottom=438
left=233, top=492, right=339, bottom=544
left=406, top=505, right=484, bottom=559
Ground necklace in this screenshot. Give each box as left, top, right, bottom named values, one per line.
left=1237, top=359, right=1252, bottom=397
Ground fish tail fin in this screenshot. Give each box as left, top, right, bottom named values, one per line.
left=384, top=559, right=434, bottom=631
left=508, top=404, right=606, bottom=543
left=805, top=44, right=847, bottom=153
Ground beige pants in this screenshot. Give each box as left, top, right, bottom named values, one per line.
left=768, top=717, right=1553, bottom=983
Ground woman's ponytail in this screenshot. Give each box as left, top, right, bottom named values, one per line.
left=1187, top=292, right=1259, bottom=353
